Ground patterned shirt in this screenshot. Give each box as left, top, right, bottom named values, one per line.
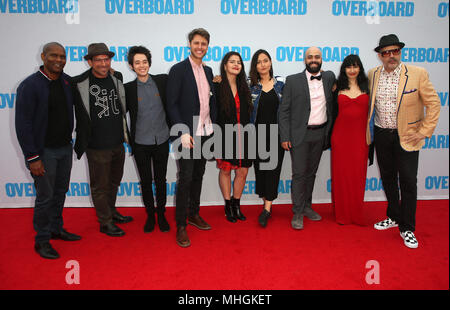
left=374, top=63, right=402, bottom=129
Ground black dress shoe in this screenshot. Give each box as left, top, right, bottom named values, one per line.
left=35, top=242, right=60, bottom=259
left=112, top=212, right=133, bottom=224
left=157, top=212, right=170, bottom=232
left=144, top=213, right=155, bottom=233
left=51, top=229, right=82, bottom=241
left=100, top=223, right=125, bottom=237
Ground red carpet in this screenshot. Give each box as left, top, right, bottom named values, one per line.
left=0, top=200, right=448, bottom=290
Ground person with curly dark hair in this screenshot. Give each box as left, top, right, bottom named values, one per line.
left=125, top=45, right=170, bottom=233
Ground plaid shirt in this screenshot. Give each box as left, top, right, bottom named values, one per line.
left=374, top=63, right=402, bottom=129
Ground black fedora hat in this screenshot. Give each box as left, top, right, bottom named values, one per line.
left=374, top=34, right=405, bottom=53
left=84, top=43, right=115, bottom=60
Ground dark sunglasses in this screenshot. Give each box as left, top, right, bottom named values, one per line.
left=380, top=48, right=401, bottom=58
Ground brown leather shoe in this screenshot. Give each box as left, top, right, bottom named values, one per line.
left=187, top=214, right=211, bottom=230
left=176, top=226, right=190, bottom=248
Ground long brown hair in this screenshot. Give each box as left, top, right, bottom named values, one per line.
left=249, top=49, right=274, bottom=87
left=219, top=52, right=252, bottom=117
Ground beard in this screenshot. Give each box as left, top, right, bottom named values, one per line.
left=306, top=61, right=322, bottom=74
left=387, top=57, right=400, bottom=67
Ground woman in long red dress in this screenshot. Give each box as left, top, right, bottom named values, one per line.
left=331, top=54, right=370, bottom=225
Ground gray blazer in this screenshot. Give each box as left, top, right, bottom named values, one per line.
left=278, top=69, right=336, bottom=149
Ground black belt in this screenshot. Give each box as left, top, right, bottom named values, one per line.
left=307, top=122, right=327, bottom=130
left=374, top=125, right=397, bottom=133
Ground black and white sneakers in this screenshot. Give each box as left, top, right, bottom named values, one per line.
left=374, top=218, right=398, bottom=230
left=374, top=218, right=419, bottom=249
left=400, top=231, right=419, bottom=249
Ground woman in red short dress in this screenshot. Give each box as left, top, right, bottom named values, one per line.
left=331, top=54, right=370, bottom=225
left=215, top=52, right=253, bottom=223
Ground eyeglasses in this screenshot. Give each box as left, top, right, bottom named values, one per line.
left=380, top=48, right=401, bottom=58
left=92, top=57, right=111, bottom=63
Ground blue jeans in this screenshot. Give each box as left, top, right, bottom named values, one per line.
left=28, top=144, right=73, bottom=243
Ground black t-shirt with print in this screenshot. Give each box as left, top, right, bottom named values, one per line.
left=88, top=73, right=124, bottom=149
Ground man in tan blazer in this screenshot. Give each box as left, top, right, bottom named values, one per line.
left=366, top=34, right=440, bottom=249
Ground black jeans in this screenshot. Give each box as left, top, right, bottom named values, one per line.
left=133, top=141, right=169, bottom=214
left=174, top=135, right=211, bottom=227
left=374, top=126, right=419, bottom=232
left=29, top=144, right=73, bottom=243
left=86, top=144, right=125, bottom=226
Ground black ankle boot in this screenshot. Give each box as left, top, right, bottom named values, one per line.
left=258, top=208, right=271, bottom=228
left=225, top=199, right=237, bottom=223
left=232, top=197, right=246, bottom=221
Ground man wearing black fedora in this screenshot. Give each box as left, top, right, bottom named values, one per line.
left=73, top=43, right=133, bottom=237
left=366, top=34, right=440, bottom=249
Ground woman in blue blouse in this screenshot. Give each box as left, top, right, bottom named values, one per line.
left=249, top=49, right=285, bottom=228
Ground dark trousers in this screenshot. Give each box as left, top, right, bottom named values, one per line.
left=374, top=126, right=419, bottom=232
left=30, top=144, right=73, bottom=243
left=290, top=127, right=325, bottom=214
left=133, top=141, right=169, bottom=215
left=175, top=135, right=210, bottom=228
left=254, top=143, right=285, bottom=201
left=86, top=144, right=125, bottom=226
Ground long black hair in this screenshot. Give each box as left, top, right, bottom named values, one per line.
left=336, top=54, right=369, bottom=93
left=249, top=49, right=274, bottom=87
left=219, top=51, right=252, bottom=116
